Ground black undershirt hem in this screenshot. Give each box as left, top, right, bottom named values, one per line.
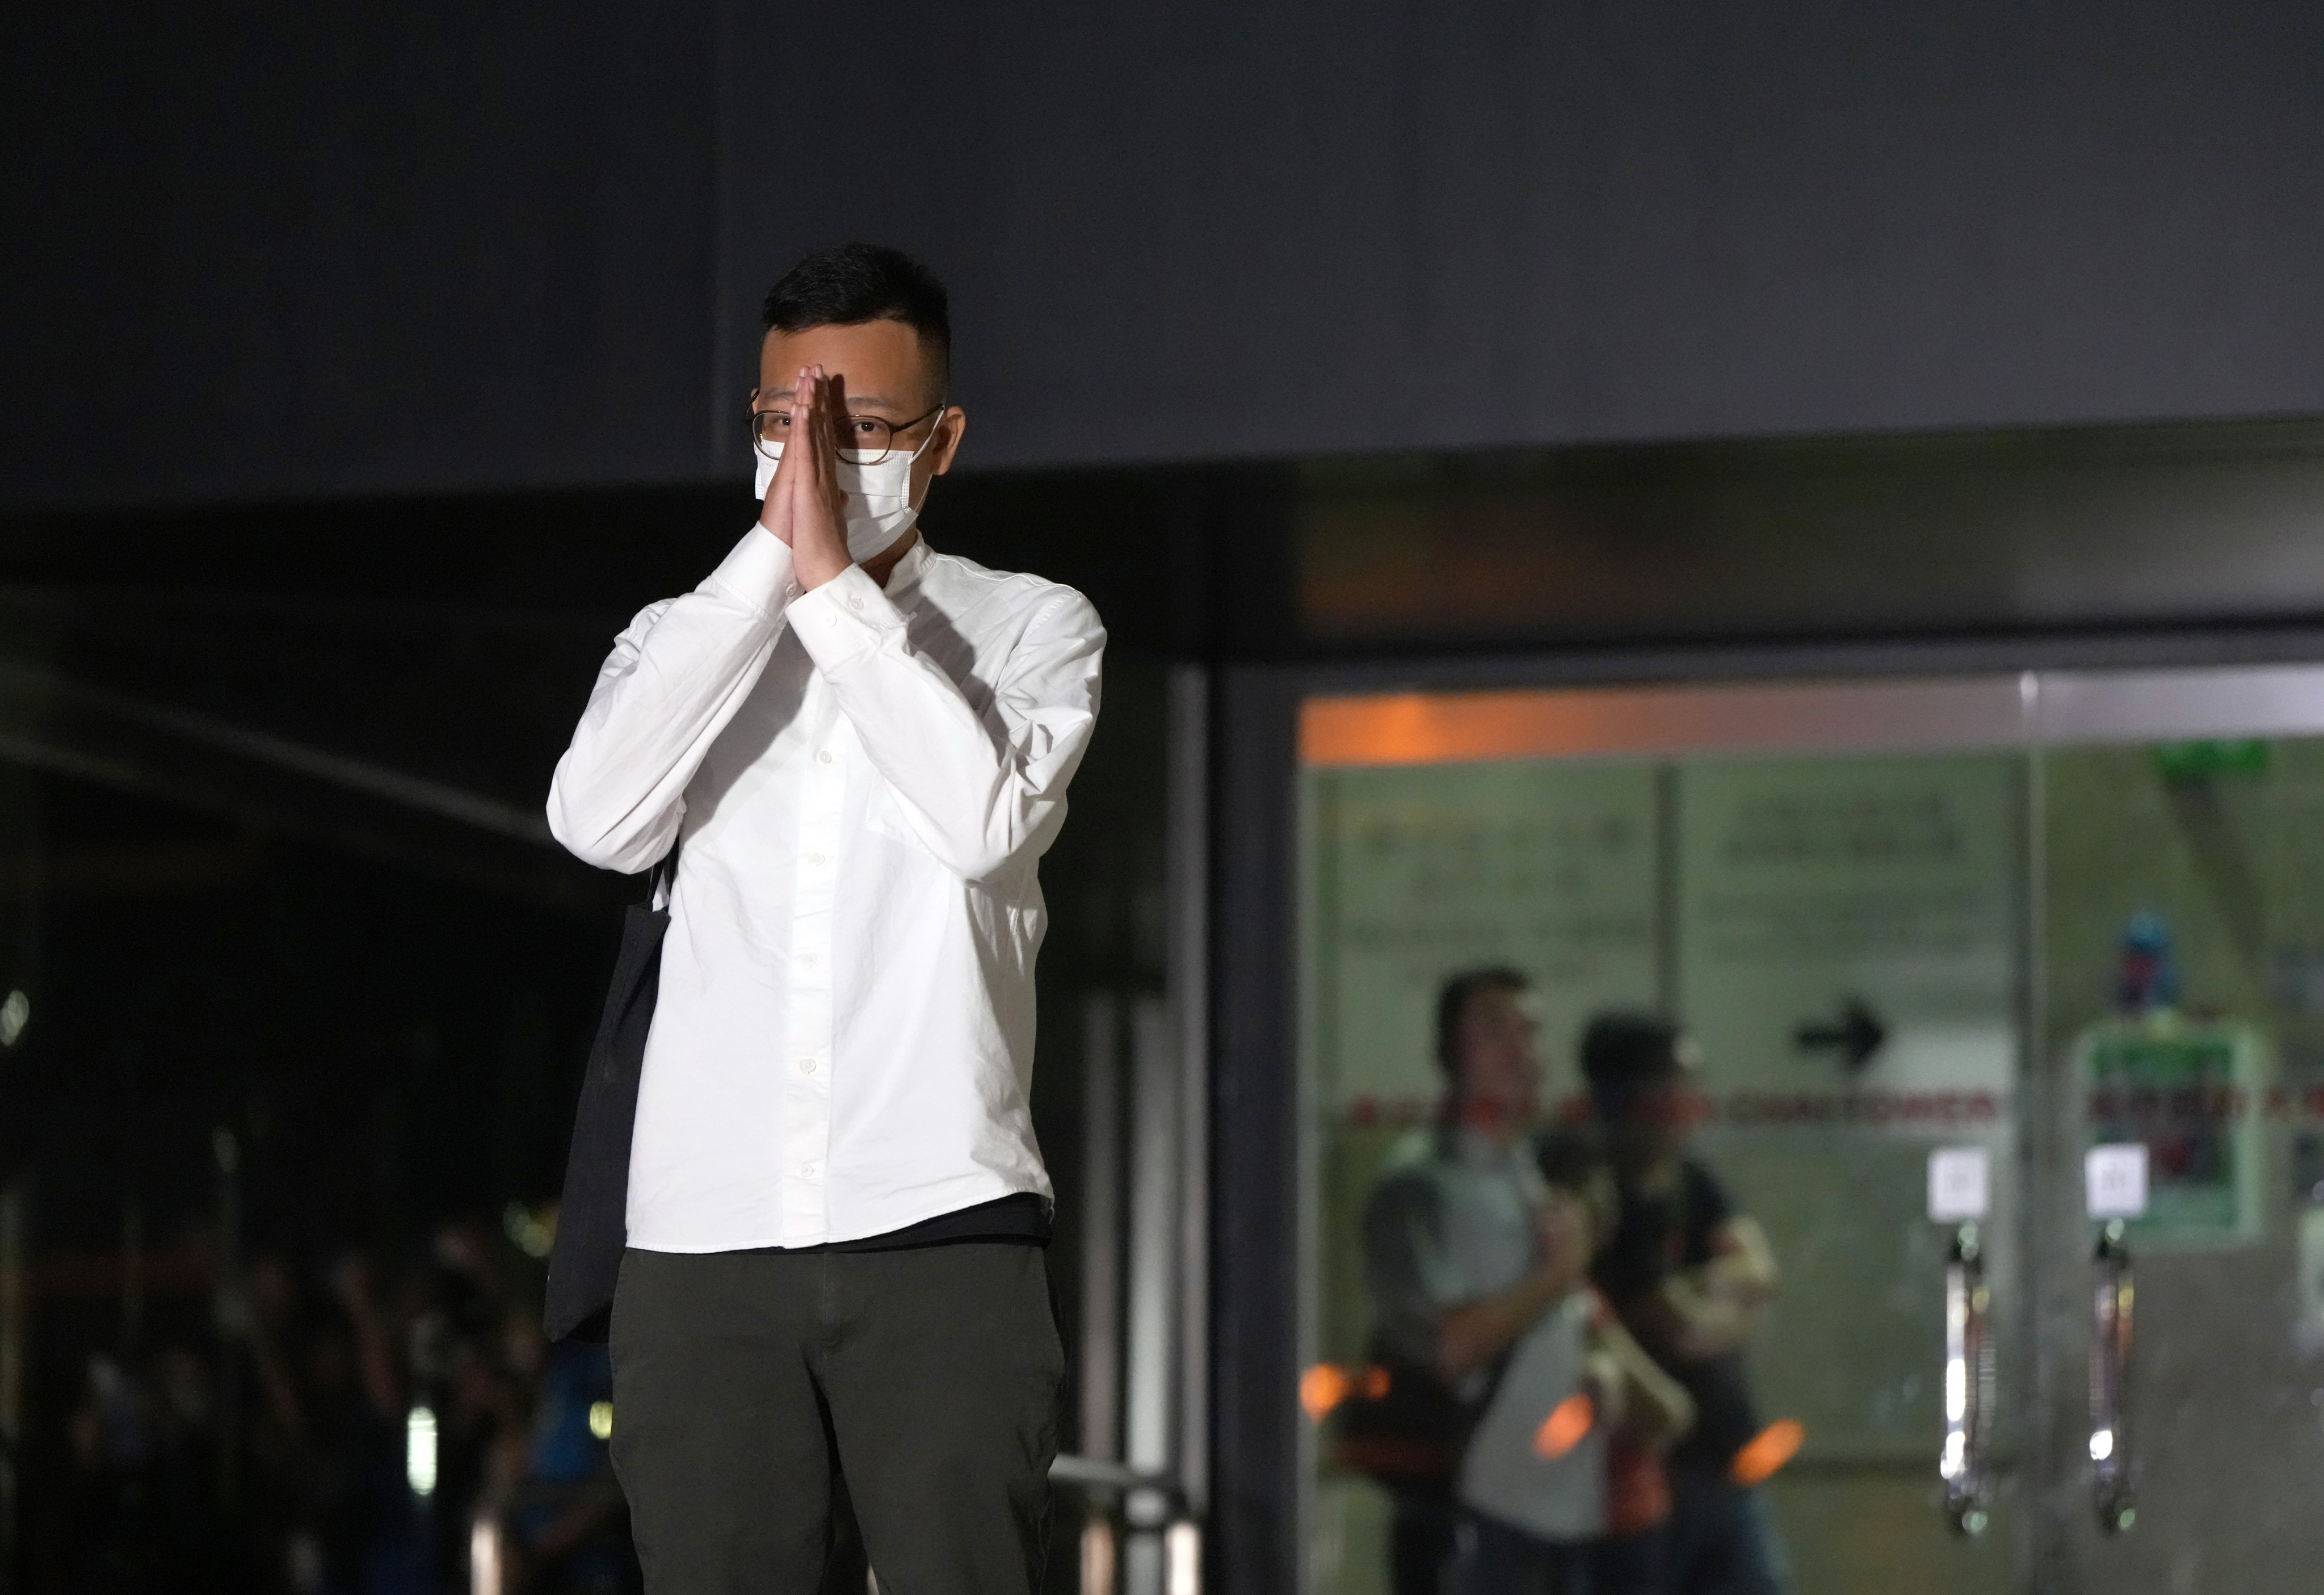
left=733, top=1191, right=1053, bottom=1255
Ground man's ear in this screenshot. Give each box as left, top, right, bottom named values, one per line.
left=930, top=406, right=967, bottom=476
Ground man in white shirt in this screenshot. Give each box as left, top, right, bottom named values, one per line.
left=1360, top=968, right=1591, bottom=1595
left=546, top=244, right=1104, bottom=1594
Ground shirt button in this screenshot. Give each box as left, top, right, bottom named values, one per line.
left=799, top=1162, right=820, bottom=1178
left=800, top=950, right=820, bottom=966
left=784, top=582, right=800, bottom=599
left=797, top=1057, right=817, bottom=1074
left=817, top=750, right=834, bottom=765
left=807, top=851, right=827, bottom=867
left=846, top=594, right=863, bottom=612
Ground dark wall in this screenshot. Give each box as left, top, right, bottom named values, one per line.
left=9, top=2, right=2324, bottom=511
left=4, top=2, right=715, bottom=509
left=723, top=1, right=2324, bottom=472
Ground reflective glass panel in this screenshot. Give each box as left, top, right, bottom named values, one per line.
left=2044, top=735, right=2324, bottom=1594
left=1298, top=694, right=2025, bottom=1595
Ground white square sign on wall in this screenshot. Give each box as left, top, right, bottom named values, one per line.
left=2085, top=1143, right=2150, bottom=1221
left=1927, top=1145, right=1992, bottom=1223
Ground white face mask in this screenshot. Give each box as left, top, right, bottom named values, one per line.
left=753, top=410, right=945, bottom=561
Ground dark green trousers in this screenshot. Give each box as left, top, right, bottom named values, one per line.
left=609, top=1243, right=1064, bottom=1595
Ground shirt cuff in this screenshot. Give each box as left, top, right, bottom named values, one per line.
left=700, top=524, right=801, bottom=616
left=789, top=564, right=906, bottom=671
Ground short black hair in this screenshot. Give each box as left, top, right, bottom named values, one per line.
left=1578, top=1011, right=1686, bottom=1104
left=760, top=243, right=951, bottom=399
left=1434, top=967, right=1530, bottom=1077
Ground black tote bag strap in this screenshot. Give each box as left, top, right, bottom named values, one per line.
left=648, top=833, right=679, bottom=909
left=544, top=832, right=682, bottom=1342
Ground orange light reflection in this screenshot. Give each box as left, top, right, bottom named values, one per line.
left=1300, top=1363, right=1350, bottom=1422
left=1532, top=1393, right=1596, bottom=1459
left=1730, top=1418, right=1806, bottom=1485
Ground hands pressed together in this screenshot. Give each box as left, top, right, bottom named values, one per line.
left=759, top=363, right=854, bottom=591
left=1433, top=1192, right=1598, bottom=1384
left=1535, top=1189, right=1592, bottom=1288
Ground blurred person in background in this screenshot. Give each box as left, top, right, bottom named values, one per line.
left=1356, top=968, right=1592, bottom=1595
left=1580, top=1016, right=1788, bottom=1595
left=497, top=1324, right=632, bottom=1595
left=36, top=1217, right=635, bottom=1594
left=232, top=1251, right=410, bottom=1594
left=302, top=1256, right=414, bottom=1595
left=1450, top=1127, right=1694, bottom=1595
left=237, top=1250, right=309, bottom=1590
left=411, top=1220, right=521, bottom=1593
left=545, top=242, right=1103, bottom=1595
left=146, top=1342, right=226, bottom=1583
left=56, top=1353, right=161, bottom=1593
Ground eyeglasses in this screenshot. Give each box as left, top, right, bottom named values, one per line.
left=750, top=399, right=946, bottom=465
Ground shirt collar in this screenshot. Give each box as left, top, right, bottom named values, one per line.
left=1445, top=1123, right=1523, bottom=1170
left=879, top=533, right=934, bottom=604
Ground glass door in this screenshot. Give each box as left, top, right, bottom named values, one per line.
left=1296, top=681, right=2029, bottom=1595
left=2037, top=670, right=2324, bottom=1595
left=1292, top=665, right=2324, bottom=1595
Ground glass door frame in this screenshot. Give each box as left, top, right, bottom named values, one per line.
left=1207, top=636, right=2324, bottom=1595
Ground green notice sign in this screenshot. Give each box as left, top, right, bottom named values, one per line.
left=2153, top=740, right=2272, bottom=780
left=2077, top=1020, right=2264, bottom=1244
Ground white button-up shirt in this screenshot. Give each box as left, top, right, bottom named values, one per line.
left=546, top=527, right=1104, bottom=1252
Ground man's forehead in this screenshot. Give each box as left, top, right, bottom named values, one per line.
left=1471, top=985, right=1539, bottom=1025
left=756, top=381, right=912, bottom=411
left=759, top=322, right=934, bottom=410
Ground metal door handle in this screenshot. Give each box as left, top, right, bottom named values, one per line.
left=1940, top=1222, right=1994, bottom=1535
left=2089, top=1219, right=2137, bottom=1534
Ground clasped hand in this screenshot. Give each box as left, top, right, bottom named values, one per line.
left=759, top=363, right=854, bottom=590
left=1535, top=1190, right=1591, bottom=1286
